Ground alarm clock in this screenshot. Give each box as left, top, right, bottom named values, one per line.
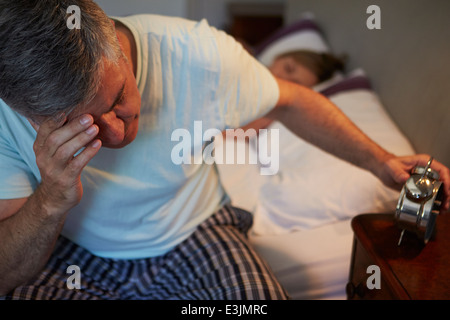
left=395, top=157, right=444, bottom=245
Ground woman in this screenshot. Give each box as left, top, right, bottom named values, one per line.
left=243, top=49, right=346, bottom=130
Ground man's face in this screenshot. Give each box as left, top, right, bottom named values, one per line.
left=66, top=56, right=141, bottom=149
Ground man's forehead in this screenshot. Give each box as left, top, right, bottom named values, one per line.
left=68, top=60, right=127, bottom=119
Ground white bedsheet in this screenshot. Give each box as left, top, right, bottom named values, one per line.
left=216, top=139, right=356, bottom=299
left=250, top=219, right=353, bottom=300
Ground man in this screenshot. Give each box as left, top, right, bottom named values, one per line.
left=0, top=0, right=449, bottom=300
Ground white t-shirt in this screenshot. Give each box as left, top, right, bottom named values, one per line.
left=0, top=14, right=279, bottom=259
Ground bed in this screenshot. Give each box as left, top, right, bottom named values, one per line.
left=97, top=0, right=450, bottom=301
left=215, top=12, right=417, bottom=300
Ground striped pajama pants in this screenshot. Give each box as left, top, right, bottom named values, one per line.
left=1, top=205, right=289, bottom=300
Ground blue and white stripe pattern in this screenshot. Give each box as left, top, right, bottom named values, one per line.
left=2, top=205, right=288, bottom=300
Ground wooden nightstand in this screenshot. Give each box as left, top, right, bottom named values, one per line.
left=346, top=212, right=450, bottom=299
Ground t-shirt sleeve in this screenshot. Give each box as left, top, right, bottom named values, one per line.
left=0, top=133, right=36, bottom=199
left=209, top=24, right=280, bottom=129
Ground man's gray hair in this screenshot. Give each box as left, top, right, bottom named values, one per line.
left=0, top=0, right=123, bottom=122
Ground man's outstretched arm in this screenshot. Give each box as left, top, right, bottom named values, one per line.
left=266, top=77, right=450, bottom=211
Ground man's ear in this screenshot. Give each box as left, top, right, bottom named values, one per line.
left=110, top=19, right=122, bottom=46
left=27, top=118, right=40, bottom=132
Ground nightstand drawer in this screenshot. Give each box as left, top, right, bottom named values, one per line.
left=347, top=238, right=400, bottom=299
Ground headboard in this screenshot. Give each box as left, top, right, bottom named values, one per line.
left=285, top=0, right=450, bottom=168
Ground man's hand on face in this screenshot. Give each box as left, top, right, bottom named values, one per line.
left=30, top=114, right=102, bottom=215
